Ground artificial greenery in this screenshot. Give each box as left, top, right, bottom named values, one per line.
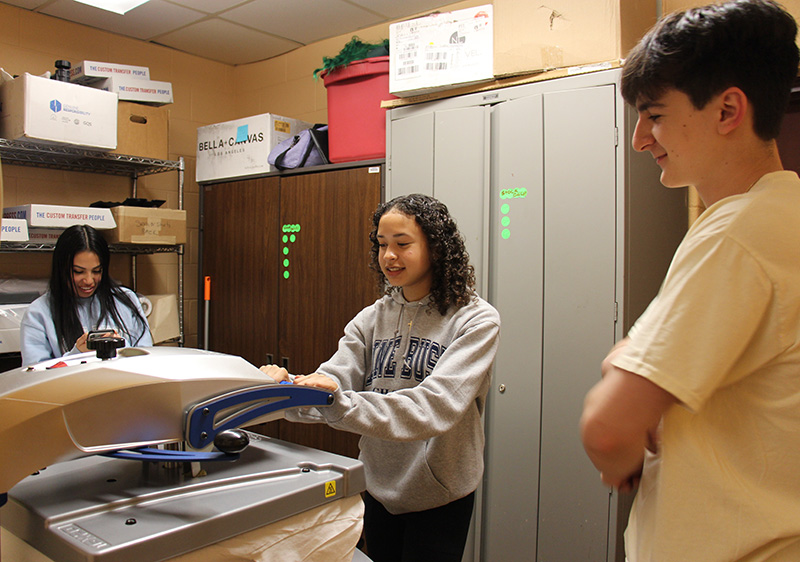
left=313, top=36, right=390, bottom=79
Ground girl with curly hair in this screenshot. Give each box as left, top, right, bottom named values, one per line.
left=261, top=194, right=500, bottom=562
left=21, top=224, right=152, bottom=365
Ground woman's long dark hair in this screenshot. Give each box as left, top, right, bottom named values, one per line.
left=49, top=224, right=148, bottom=353
left=369, top=194, right=476, bottom=315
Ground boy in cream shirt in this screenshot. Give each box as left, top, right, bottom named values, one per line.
left=580, top=1, right=800, bottom=560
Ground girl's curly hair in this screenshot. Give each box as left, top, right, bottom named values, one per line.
left=368, top=194, right=476, bottom=315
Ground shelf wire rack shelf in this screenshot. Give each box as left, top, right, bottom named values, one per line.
left=0, top=138, right=182, bottom=176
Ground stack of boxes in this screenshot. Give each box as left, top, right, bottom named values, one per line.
left=386, top=0, right=657, bottom=104
left=70, top=60, right=173, bottom=106
left=0, top=60, right=184, bottom=246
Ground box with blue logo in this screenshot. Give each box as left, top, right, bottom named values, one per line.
left=0, top=73, right=117, bottom=149
left=195, top=113, right=311, bottom=183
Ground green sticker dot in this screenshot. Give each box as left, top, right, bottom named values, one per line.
left=283, top=247, right=289, bottom=255
left=502, top=229, right=511, bottom=240
left=282, top=235, right=288, bottom=243
left=501, top=216, right=510, bottom=227
left=283, top=258, right=289, bottom=267
left=501, top=203, right=510, bottom=214
left=283, top=271, right=290, bottom=279
left=290, top=234, right=296, bottom=243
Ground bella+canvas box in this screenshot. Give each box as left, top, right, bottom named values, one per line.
left=196, top=113, right=312, bottom=183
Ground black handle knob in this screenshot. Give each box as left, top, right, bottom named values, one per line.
left=87, top=331, right=125, bottom=360
left=213, top=429, right=250, bottom=454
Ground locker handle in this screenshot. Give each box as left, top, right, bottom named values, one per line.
left=266, top=353, right=274, bottom=364
left=281, top=357, right=289, bottom=370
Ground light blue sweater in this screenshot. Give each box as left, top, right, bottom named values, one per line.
left=20, top=287, right=152, bottom=366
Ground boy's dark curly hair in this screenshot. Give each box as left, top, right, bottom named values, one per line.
left=368, top=194, right=476, bottom=315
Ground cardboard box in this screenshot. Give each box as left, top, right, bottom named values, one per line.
left=196, top=113, right=312, bottom=182
left=102, top=206, right=186, bottom=245
left=0, top=303, right=28, bottom=353
left=113, top=101, right=169, bottom=160
left=70, top=60, right=150, bottom=84
left=3, top=204, right=116, bottom=230
left=0, top=219, right=28, bottom=241
left=390, top=5, right=494, bottom=97
left=143, top=293, right=180, bottom=344
left=0, top=73, right=118, bottom=149
left=493, top=0, right=657, bottom=78
left=664, top=0, right=800, bottom=23
left=27, top=228, right=64, bottom=244
left=91, top=76, right=173, bottom=106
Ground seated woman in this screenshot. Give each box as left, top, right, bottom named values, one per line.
left=21, top=224, right=152, bottom=365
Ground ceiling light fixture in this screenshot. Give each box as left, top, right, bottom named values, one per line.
left=74, top=0, right=151, bottom=15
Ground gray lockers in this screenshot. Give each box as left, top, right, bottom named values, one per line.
left=386, top=68, right=687, bottom=561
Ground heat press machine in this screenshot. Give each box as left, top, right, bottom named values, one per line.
left=0, top=335, right=368, bottom=561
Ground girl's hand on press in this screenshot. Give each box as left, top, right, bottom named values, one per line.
left=294, top=373, right=338, bottom=392
left=259, top=364, right=291, bottom=383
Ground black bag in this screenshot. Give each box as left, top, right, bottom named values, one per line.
left=268, top=124, right=329, bottom=170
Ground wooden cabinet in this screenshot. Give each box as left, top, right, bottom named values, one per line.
left=202, top=176, right=281, bottom=366
left=201, top=163, right=383, bottom=459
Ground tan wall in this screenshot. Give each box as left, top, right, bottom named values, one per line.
left=664, top=0, right=800, bottom=15
left=0, top=3, right=235, bottom=347
left=0, top=1, right=483, bottom=348
left=231, top=0, right=488, bottom=122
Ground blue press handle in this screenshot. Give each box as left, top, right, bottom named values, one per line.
left=186, top=384, right=333, bottom=449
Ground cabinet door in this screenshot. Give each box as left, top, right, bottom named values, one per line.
left=483, top=84, right=618, bottom=561
left=483, top=93, right=545, bottom=560
left=389, top=112, right=435, bottom=196
left=277, top=166, right=382, bottom=458
left=202, top=177, right=280, bottom=367
left=537, top=85, right=617, bottom=561
left=389, top=105, right=490, bottom=293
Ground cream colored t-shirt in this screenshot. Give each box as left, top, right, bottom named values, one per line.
left=614, top=171, right=800, bottom=562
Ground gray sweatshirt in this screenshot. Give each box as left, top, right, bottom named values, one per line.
left=288, top=290, right=500, bottom=514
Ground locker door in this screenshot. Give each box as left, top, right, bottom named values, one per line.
left=483, top=93, right=545, bottom=561
left=388, top=105, right=489, bottom=292
left=432, top=106, right=489, bottom=293
left=388, top=112, right=435, bottom=198
left=538, top=84, right=617, bottom=561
